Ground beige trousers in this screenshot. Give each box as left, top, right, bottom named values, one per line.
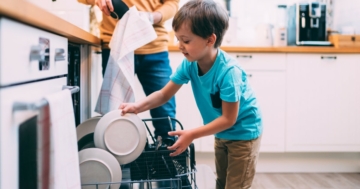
left=215, top=136, right=262, bottom=189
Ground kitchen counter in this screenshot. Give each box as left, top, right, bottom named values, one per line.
left=0, top=0, right=100, bottom=45
left=168, top=45, right=360, bottom=53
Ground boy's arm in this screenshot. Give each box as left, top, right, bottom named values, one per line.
left=122, top=81, right=181, bottom=114
left=192, top=100, right=239, bottom=138
left=168, top=100, right=239, bottom=156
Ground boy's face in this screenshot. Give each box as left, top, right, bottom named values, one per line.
left=174, top=23, right=210, bottom=62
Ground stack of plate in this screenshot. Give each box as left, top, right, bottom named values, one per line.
left=79, top=148, right=122, bottom=189
left=76, top=109, right=147, bottom=188
left=77, top=116, right=101, bottom=151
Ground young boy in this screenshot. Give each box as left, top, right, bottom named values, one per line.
left=120, top=0, right=263, bottom=188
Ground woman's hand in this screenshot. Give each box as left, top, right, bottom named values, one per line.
left=95, top=0, right=113, bottom=16
left=119, top=103, right=140, bottom=115
left=167, top=130, right=195, bottom=157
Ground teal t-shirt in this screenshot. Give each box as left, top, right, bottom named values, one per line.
left=170, top=49, right=262, bottom=140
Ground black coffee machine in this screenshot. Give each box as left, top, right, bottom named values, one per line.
left=288, top=2, right=331, bottom=46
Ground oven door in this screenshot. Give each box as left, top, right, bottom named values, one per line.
left=0, top=77, right=69, bottom=189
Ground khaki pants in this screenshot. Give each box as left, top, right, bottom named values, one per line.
left=215, top=136, right=261, bottom=189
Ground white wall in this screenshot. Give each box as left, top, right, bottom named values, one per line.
left=28, top=0, right=360, bottom=36
left=172, top=0, right=360, bottom=45
left=333, top=0, right=360, bottom=34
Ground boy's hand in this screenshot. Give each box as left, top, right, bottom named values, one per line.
left=167, top=130, right=194, bottom=157
left=119, top=103, right=139, bottom=115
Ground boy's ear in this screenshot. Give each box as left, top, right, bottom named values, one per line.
left=207, top=33, right=217, bottom=46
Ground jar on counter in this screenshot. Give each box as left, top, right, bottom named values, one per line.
left=273, top=4, right=288, bottom=47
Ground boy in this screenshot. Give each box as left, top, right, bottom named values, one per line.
left=120, top=0, right=263, bottom=188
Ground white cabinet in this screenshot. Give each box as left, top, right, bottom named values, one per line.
left=201, top=53, right=287, bottom=152
left=247, top=71, right=286, bottom=152
left=231, top=53, right=286, bottom=71
left=286, top=54, right=360, bottom=152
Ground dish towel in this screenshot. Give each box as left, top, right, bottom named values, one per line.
left=44, top=90, right=81, bottom=189
left=94, top=6, right=157, bottom=115
left=37, top=104, right=51, bottom=189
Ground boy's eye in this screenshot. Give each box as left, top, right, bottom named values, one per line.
left=184, top=41, right=190, bottom=44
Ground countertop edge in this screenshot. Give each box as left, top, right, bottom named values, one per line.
left=0, top=0, right=100, bottom=46
left=168, top=45, right=360, bottom=53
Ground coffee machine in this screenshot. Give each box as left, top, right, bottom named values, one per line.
left=288, top=1, right=331, bottom=46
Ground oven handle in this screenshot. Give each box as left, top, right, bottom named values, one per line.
left=12, top=86, right=79, bottom=112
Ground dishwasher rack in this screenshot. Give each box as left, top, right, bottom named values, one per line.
left=82, top=117, right=197, bottom=189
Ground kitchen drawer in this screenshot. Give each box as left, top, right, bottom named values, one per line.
left=0, top=18, right=68, bottom=86
left=228, top=53, right=286, bottom=71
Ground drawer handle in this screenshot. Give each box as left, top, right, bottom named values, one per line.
left=236, top=55, right=252, bottom=59
left=321, top=56, right=337, bottom=60
left=55, top=48, right=66, bottom=61
left=247, top=74, right=252, bottom=77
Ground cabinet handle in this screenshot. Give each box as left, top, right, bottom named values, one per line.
left=247, top=74, right=252, bottom=77
left=321, top=56, right=337, bottom=60
left=236, top=55, right=252, bottom=59
left=55, top=48, right=66, bottom=61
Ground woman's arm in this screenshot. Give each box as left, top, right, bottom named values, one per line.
left=77, top=0, right=95, bottom=5
left=153, top=0, right=179, bottom=23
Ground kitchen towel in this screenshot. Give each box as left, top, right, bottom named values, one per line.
left=95, top=6, right=157, bottom=115
left=37, top=105, right=51, bottom=189
left=45, top=89, right=81, bottom=189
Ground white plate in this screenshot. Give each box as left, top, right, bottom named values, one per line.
left=94, top=109, right=147, bottom=165
left=79, top=148, right=122, bottom=189
left=76, top=116, right=102, bottom=151
left=76, top=116, right=102, bottom=141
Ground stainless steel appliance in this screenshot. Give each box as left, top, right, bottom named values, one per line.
left=0, top=17, right=79, bottom=189
left=288, top=2, right=331, bottom=46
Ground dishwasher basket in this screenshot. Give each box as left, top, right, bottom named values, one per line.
left=80, top=117, right=197, bottom=189
left=128, top=117, right=197, bottom=189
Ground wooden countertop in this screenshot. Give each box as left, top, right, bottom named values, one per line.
left=0, top=0, right=100, bottom=46
left=168, top=45, right=360, bottom=53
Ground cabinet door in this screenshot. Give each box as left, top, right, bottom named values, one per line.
left=201, top=54, right=287, bottom=152
left=286, top=54, right=360, bottom=152
left=228, top=53, right=286, bottom=71
left=247, top=71, right=286, bottom=152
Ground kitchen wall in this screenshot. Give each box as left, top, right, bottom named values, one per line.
left=333, top=0, right=360, bottom=34
left=29, top=0, right=360, bottom=37
left=168, top=0, right=337, bottom=46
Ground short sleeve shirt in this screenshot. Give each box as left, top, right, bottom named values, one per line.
left=170, top=49, right=262, bottom=140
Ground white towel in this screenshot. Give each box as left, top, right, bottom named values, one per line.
left=45, top=90, right=81, bottom=189
left=94, top=6, right=157, bottom=115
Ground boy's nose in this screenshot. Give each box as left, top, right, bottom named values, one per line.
left=178, top=44, right=184, bottom=50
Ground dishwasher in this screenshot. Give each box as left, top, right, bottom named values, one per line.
left=82, top=117, right=198, bottom=189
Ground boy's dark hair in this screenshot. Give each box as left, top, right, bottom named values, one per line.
left=172, top=0, right=229, bottom=48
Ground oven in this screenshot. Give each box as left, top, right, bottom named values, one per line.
left=0, top=17, right=79, bottom=189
